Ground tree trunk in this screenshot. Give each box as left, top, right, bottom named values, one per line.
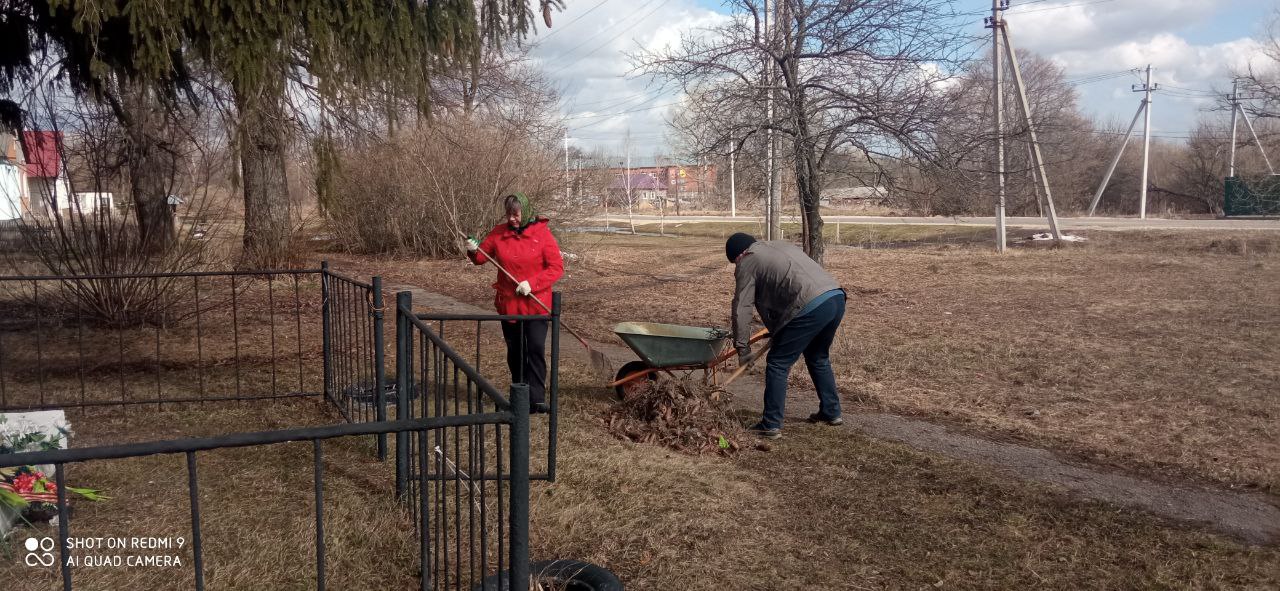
left=795, top=149, right=823, bottom=263
left=233, top=76, right=292, bottom=269
left=121, top=84, right=177, bottom=254
left=791, top=92, right=824, bottom=263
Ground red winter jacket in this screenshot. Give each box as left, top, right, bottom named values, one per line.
left=468, top=218, right=564, bottom=316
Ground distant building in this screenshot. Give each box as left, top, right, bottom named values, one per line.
left=21, top=131, right=72, bottom=218
left=0, top=131, right=115, bottom=220
left=608, top=172, right=667, bottom=207
left=625, top=164, right=717, bottom=197
left=0, top=133, right=24, bottom=220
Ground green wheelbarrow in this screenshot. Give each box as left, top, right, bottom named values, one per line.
left=608, top=322, right=770, bottom=398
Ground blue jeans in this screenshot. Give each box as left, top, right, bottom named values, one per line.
left=760, top=293, right=845, bottom=429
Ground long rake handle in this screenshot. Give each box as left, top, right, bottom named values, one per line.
left=463, top=232, right=595, bottom=351
left=721, top=339, right=773, bottom=387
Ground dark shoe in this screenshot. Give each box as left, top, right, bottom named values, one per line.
left=807, top=412, right=843, bottom=426
left=530, top=402, right=550, bottom=415
left=749, top=422, right=782, bottom=440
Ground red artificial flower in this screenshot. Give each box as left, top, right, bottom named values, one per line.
left=44, top=481, right=57, bottom=494
left=12, top=473, right=37, bottom=493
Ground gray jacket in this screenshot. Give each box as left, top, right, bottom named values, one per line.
left=732, top=241, right=843, bottom=353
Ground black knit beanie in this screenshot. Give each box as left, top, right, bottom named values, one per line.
left=725, top=232, right=757, bottom=262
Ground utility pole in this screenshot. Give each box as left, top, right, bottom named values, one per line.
left=624, top=134, right=635, bottom=234
left=1229, top=78, right=1239, bottom=178
left=729, top=133, right=737, bottom=217
left=1137, top=64, right=1157, bottom=219
left=563, top=130, right=570, bottom=202
left=1001, top=23, right=1062, bottom=240
left=987, top=0, right=1007, bottom=252
left=1240, top=100, right=1277, bottom=175
left=1087, top=98, right=1145, bottom=216
left=762, top=0, right=775, bottom=240
left=769, top=0, right=783, bottom=241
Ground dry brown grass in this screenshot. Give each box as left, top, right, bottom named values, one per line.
left=331, top=227, right=1280, bottom=494
left=5, top=237, right=1277, bottom=589
left=532, top=366, right=1280, bottom=590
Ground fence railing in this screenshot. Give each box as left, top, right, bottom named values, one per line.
left=402, top=291, right=561, bottom=482
left=0, top=265, right=387, bottom=432
left=320, top=262, right=388, bottom=458
left=0, top=401, right=530, bottom=590
left=0, top=269, right=324, bottom=413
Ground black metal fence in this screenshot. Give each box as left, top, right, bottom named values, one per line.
left=0, top=265, right=386, bottom=432
left=319, top=263, right=389, bottom=457
left=0, top=269, right=323, bottom=413
left=0, top=400, right=531, bottom=590
left=394, top=293, right=534, bottom=589
left=402, top=290, right=561, bottom=481
left=0, top=274, right=559, bottom=589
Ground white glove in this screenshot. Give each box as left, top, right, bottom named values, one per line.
left=515, top=280, right=532, bottom=296
left=465, top=237, right=480, bottom=252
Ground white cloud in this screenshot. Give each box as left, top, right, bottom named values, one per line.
left=1010, top=0, right=1215, bottom=56
left=1003, top=1, right=1271, bottom=136
left=529, top=0, right=728, bottom=158
left=533, top=0, right=1272, bottom=151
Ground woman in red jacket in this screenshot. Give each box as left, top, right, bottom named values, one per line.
left=466, top=193, right=563, bottom=412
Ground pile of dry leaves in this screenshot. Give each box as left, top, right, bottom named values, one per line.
left=604, top=375, right=746, bottom=455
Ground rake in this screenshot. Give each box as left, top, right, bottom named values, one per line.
left=461, top=232, right=614, bottom=377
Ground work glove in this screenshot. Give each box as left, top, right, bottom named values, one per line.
left=737, top=347, right=751, bottom=367
left=465, top=236, right=480, bottom=253
left=515, top=280, right=532, bottom=297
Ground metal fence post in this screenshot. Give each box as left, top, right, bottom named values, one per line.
left=372, top=276, right=387, bottom=461
left=508, top=382, right=531, bottom=589
left=395, top=291, right=412, bottom=499
left=547, top=292, right=561, bottom=482
left=320, top=261, right=333, bottom=404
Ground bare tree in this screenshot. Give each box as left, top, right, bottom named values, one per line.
left=923, top=49, right=1108, bottom=215
left=1237, top=9, right=1280, bottom=120
left=636, top=0, right=967, bottom=262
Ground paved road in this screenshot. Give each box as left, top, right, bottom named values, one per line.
left=589, top=214, right=1280, bottom=231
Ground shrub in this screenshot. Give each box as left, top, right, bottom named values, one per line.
left=326, top=118, right=580, bottom=257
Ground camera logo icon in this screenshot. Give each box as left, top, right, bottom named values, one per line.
left=24, top=537, right=56, bottom=567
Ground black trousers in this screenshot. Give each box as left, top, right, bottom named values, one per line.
left=501, top=319, right=548, bottom=405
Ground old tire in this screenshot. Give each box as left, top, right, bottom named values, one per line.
left=614, top=360, right=655, bottom=399
left=475, top=559, right=623, bottom=591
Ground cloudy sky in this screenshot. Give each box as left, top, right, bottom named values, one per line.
left=527, top=0, right=1277, bottom=159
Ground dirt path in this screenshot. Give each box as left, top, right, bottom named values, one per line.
left=391, top=283, right=1280, bottom=546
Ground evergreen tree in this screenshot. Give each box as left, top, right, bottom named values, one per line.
left=0, top=0, right=557, bottom=267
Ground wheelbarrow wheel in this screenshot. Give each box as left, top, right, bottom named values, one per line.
left=614, top=360, right=655, bottom=400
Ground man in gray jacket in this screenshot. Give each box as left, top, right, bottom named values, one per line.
left=727, top=233, right=846, bottom=439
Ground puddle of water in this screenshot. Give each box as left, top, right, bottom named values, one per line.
left=566, top=226, right=675, bottom=238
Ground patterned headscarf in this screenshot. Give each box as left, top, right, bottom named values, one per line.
left=505, top=192, right=538, bottom=229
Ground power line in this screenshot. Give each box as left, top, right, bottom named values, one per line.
left=564, top=89, right=668, bottom=114
left=550, top=0, right=674, bottom=76
left=1009, top=0, right=1117, bottom=15
left=1161, top=84, right=1217, bottom=95
left=535, top=0, right=612, bottom=42
left=565, top=100, right=680, bottom=121
left=960, top=0, right=1115, bottom=17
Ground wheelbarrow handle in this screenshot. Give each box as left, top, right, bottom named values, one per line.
left=710, top=328, right=770, bottom=367
left=722, top=339, right=773, bottom=387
